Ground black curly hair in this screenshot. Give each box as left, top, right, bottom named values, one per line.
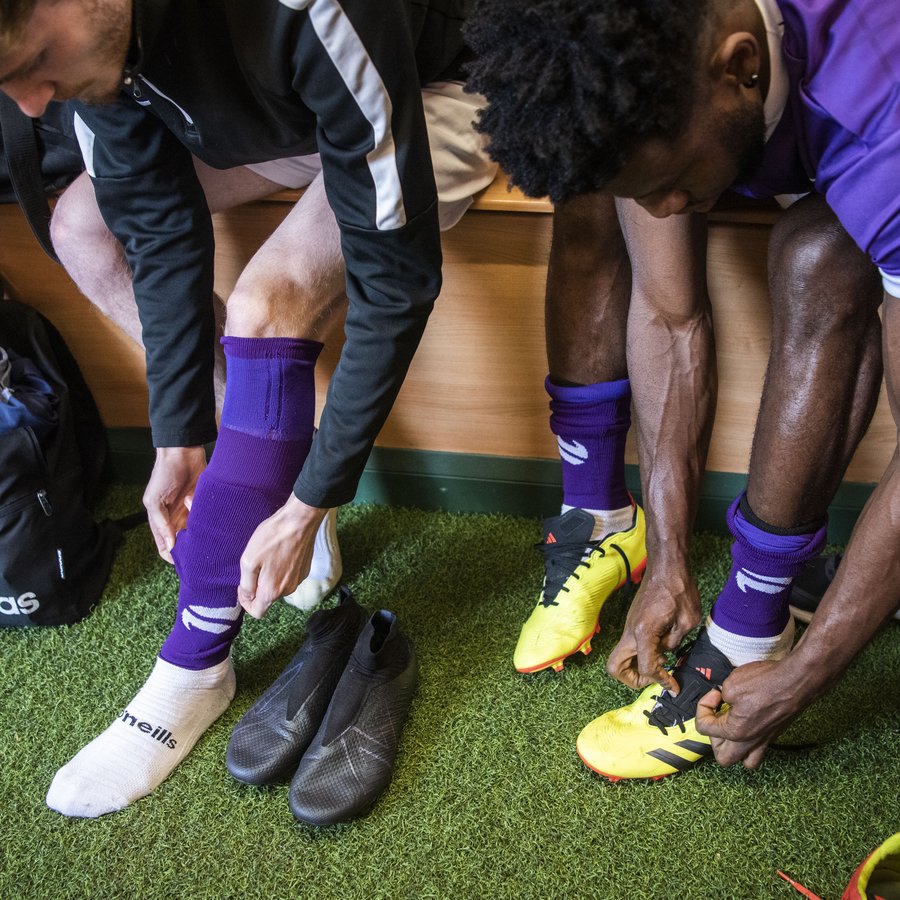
left=464, top=0, right=714, bottom=203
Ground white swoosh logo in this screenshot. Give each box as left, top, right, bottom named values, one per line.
left=557, top=437, right=588, bottom=466
left=182, top=601, right=242, bottom=633
left=736, top=569, right=792, bottom=594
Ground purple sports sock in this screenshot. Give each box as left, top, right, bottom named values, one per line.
left=546, top=376, right=632, bottom=510
left=710, top=494, right=827, bottom=638
left=159, top=337, right=323, bottom=670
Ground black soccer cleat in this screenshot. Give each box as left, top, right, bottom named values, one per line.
left=789, top=553, right=900, bottom=623
left=226, top=586, right=368, bottom=786
left=788, top=554, right=841, bottom=623
left=289, top=609, right=418, bottom=826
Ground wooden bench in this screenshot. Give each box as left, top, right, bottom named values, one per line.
left=0, top=170, right=893, bottom=502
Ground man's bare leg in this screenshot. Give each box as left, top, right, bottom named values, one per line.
left=47, top=172, right=347, bottom=818
left=705, top=193, right=883, bottom=670
left=748, top=194, right=883, bottom=524
left=50, top=162, right=286, bottom=404
left=545, top=193, right=631, bottom=385
left=515, top=194, right=646, bottom=673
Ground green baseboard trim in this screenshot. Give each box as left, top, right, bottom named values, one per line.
left=107, top=429, right=874, bottom=544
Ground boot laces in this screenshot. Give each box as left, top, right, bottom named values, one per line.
left=535, top=537, right=602, bottom=607
left=644, top=691, right=690, bottom=736
left=642, top=637, right=707, bottom=735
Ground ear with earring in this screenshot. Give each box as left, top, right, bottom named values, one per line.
left=743, top=73, right=760, bottom=89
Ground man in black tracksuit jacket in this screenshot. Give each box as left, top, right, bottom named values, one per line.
left=72, top=0, right=463, bottom=501
left=0, top=0, right=492, bottom=817
left=67, top=0, right=469, bottom=589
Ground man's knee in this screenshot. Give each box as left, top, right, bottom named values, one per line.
left=769, top=196, right=882, bottom=342
left=49, top=174, right=112, bottom=262
left=226, top=269, right=345, bottom=340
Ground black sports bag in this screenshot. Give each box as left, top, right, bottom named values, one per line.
left=0, top=296, right=124, bottom=626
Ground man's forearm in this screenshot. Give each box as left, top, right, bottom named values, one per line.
left=628, top=297, right=716, bottom=568
left=621, top=206, right=716, bottom=576
left=293, top=209, right=442, bottom=508
left=787, top=451, right=900, bottom=699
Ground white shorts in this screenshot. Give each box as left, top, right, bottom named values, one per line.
left=245, top=81, right=497, bottom=231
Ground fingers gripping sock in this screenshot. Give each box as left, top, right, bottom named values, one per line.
left=547, top=377, right=633, bottom=536
left=46, top=657, right=236, bottom=818
left=709, top=493, right=826, bottom=666
left=160, top=337, right=322, bottom=669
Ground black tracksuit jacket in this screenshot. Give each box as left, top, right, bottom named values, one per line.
left=72, top=0, right=471, bottom=506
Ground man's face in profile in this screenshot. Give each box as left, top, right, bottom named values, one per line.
left=0, top=0, right=131, bottom=118
left=606, top=98, right=767, bottom=218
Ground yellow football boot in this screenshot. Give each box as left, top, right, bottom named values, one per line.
left=842, top=832, right=900, bottom=900
left=576, top=628, right=732, bottom=780
left=513, top=504, right=647, bottom=673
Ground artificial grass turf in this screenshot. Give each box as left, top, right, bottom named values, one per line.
left=1, top=486, right=898, bottom=900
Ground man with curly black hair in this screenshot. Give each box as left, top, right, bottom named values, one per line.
left=466, top=0, right=893, bottom=778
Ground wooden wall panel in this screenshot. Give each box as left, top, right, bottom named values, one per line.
left=1, top=195, right=894, bottom=485
left=0, top=204, right=149, bottom=426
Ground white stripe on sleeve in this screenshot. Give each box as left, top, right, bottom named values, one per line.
left=72, top=112, right=96, bottom=178
left=302, top=0, right=406, bottom=230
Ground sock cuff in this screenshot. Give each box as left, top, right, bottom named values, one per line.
left=152, top=654, right=233, bottom=682
left=738, top=493, right=824, bottom=536
left=727, top=493, right=827, bottom=567
left=547, top=379, right=632, bottom=437
left=545, top=375, right=631, bottom=405
left=222, top=336, right=323, bottom=363
left=220, top=341, right=320, bottom=438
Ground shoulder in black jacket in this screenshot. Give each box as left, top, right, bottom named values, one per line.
left=72, top=0, right=473, bottom=506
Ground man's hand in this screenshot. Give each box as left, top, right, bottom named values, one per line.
left=606, top=569, right=701, bottom=693
left=695, top=657, right=806, bottom=769
left=238, top=493, right=327, bottom=619
left=143, top=446, right=207, bottom=563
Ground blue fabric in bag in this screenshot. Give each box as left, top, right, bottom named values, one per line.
left=0, top=346, right=58, bottom=440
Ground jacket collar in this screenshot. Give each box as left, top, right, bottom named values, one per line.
left=123, top=0, right=174, bottom=81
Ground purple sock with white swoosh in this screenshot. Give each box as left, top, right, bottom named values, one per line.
left=160, top=336, right=322, bottom=669
left=707, top=494, right=826, bottom=665
left=547, top=377, right=632, bottom=513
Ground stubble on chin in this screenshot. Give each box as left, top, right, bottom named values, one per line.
left=80, top=84, right=123, bottom=105
left=79, top=0, right=131, bottom=105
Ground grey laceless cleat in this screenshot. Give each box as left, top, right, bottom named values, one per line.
left=289, top=609, right=418, bottom=826
left=226, top=586, right=368, bottom=786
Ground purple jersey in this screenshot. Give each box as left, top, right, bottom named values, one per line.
left=735, top=0, right=900, bottom=296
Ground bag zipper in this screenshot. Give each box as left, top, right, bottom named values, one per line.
left=37, top=489, right=52, bottom=516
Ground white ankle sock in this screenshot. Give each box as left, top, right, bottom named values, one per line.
left=283, top=507, right=343, bottom=611
left=561, top=503, right=634, bottom=542
left=706, top=616, right=796, bottom=668
left=46, top=656, right=235, bottom=818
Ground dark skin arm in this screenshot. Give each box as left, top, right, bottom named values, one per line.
left=607, top=201, right=716, bottom=693
left=696, top=293, right=900, bottom=766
